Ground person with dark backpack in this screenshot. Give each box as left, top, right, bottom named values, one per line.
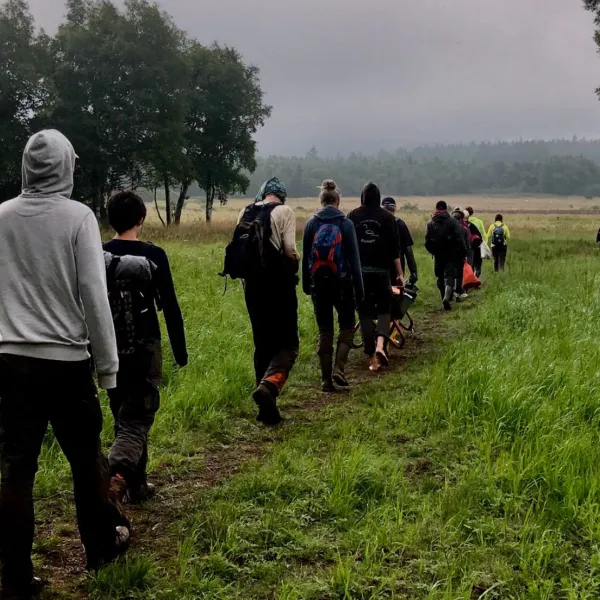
left=425, top=200, right=468, bottom=311
left=349, top=183, right=404, bottom=372
left=302, top=180, right=363, bottom=391
left=103, top=191, right=187, bottom=505
left=487, top=214, right=511, bottom=272
left=224, top=177, right=299, bottom=425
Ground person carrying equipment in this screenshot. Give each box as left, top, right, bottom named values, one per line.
left=103, top=191, right=188, bottom=505
left=487, top=214, right=511, bottom=272
left=425, top=200, right=469, bottom=311
left=223, top=177, right=299, bottom=426
left=465, top=206, right=486, bottom=277
left=349, top=183, right=404, bottom=372
left=302, top=179, right=363, bottom=392
left=381, top=197, right=418, bottom=285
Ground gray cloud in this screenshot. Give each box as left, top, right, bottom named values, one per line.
left=27, top=0, right=600, bottom=155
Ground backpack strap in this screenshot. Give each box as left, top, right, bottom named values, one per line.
left=106, top=256, right=121, bottom=282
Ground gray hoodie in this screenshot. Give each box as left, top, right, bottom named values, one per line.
left=0, top=130, right=118, bottom=389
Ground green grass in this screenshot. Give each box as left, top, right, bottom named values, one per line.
left=33, top=218, right=600, bottom=599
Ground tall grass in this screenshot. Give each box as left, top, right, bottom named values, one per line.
left=34, top=216, right=600, bottom=598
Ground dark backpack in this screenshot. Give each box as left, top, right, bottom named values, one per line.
left=491, top=224, right=506, bottom=246
left=105, top=254, right=156, bottom=356
left=309, top=219, right=344, bottom=281
left=221, top=202, right=281, bottom=280
left=425, top=219, right=454, bottom=256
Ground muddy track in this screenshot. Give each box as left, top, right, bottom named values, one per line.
left=35, top=304, right=450, bottom=599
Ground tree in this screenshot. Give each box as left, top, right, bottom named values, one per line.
left=179, top=43, right=271, bottom=223
left=0, top=0, right=48, bottom=201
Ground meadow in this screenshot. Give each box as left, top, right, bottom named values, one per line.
left=31, top=207, right=600, bottom=599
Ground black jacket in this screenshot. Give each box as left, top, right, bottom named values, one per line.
left=103, top=239, right=188, bottom=367
left=425, top=211, right=468, bottom=260
left=348, top=204, right=400, bottom=272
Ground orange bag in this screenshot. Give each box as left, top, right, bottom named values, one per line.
left=463, top=262, right=481, bottom=290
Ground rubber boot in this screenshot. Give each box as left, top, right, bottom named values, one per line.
left=333, top=342, right=352, bottom=387
left=443, top=285, right=453, bottom=311
left=319, top=354, right=335, bottom=392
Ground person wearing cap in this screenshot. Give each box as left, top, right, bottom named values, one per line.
left=238, top=177, right=300, bottom=425
left=465, top=207, right=486, bottom=277
left=381, top=197, right=418, bottom=285
left=0, top=130, right=130, bottom=598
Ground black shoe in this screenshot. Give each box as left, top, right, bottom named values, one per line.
left=86, top=525, right=131, bottom=572
left=443, top=300, right=452, bottom=311
left=322, top=378, right=336, bottom=393
left=0, top=577, right=45, bottom=600
left=126, top=482, right=156, bottom=505
left=253, top=385, right=282, bottom=426
left=332, top=369, right=350, bottom=387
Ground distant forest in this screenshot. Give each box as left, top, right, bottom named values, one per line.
left=194, top=139, right=600, bottom=198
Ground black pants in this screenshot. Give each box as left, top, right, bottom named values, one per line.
left=108, top=342, right=162, bottom=495
left=472, top=248, right=483, bottom=277
left=359, top=272, right=392, bottom=356
left=245, top=275, right=299, bottom=395
left=493, top=245, right=508, bottom=272
left=0, top=355, right=128, bottom=590
left=455, top=259, right=466, bottom=294
left=312, top=279, right=356, bottom=355
left=434, top=258, right=459, bottom=299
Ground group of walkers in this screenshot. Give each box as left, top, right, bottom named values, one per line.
left=0, top=129, right=511, bottom=600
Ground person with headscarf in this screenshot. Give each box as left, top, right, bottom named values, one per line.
left=237, top=177, right=299, bottom=425
left=348, top=183, right=404, bottom=372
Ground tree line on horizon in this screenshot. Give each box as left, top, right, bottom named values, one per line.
left=236, top=140, right=600, bottom=199
left=0, top=0, right=271, bottom=223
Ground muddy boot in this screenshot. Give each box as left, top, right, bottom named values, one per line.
left=333, top=342, right=352, bottom=387
left=253, top=382, right=282, bottom=426
left=319, top=354, right=335, bottom=392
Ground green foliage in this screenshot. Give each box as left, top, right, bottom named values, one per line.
left=0, top=0, right=270, bottom=224
left=247, top=144, right=600, bottom=198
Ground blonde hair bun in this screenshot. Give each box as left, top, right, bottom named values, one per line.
left=321, top=179, right=337, bottom=191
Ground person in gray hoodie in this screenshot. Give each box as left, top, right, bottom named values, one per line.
left=0, top=130, right=129, bottom=599
left=302, top=180, right=364, bottom=391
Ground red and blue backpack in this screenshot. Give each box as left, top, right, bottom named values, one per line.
left=309, top=218, right=344, bottom=281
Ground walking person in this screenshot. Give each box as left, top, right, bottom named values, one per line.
left=103, top=191, right=188, bottom=504
left=224, top=177, right=299, bottom=425
left=465, top=207, right=486, bottom=277
left=381, top=197, right=418, bottom=285
left=425, top=201, right=468, bottom=311
left=302, top=180, right=364, bottom=391
left=0, top=130, right=130, bottom=599
left=452, top=207, right=471, bottom=301
left=349, top=183, right=404, bottom=372
left=487, top=214, right=510, bottom=272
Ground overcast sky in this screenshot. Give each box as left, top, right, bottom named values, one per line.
left=27, top=0, right=600, bottom=155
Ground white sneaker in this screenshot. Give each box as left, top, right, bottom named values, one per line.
left=460, top=293, right=469, bottom=299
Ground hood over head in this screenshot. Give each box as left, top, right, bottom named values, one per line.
left=21, top=130, right=77, bottom=199
left=361, top=182, right=381, bottom=208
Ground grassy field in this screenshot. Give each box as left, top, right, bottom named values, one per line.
left=31, top=212, right=600, bottom=599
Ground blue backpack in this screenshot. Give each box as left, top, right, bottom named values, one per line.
left=492, top=224, right=506, bottom=246
left=309, top=220, right=344, bottom=281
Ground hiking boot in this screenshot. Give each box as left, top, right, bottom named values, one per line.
left=333, top=342, right=351, bottom=387
left=253, top=384, right=282, bottom=426
left=126, top=482, right=156, bottom=505
left=85, top=525, right=131, bottom=572
left=0, top=577, right=45, bottom=600
left=319, top=354, right=335, bottom=393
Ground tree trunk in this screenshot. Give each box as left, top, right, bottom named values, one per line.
left=174, top=181, right=190, bottom=225
left=164, top=175, right=172, bottom=226
left=205, top=185, right=215, bottom=222
left=154, top=186, right=166, bottom=228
